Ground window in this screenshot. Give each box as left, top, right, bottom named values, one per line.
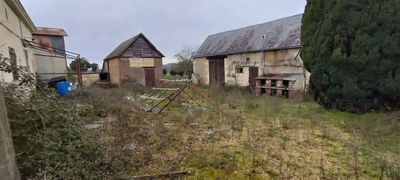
left=9, top=47, right=18, bottom=80
left=5, top=8, right=8, bottom=19
left=236, top=67, right=243, bottom=73
left=271, top=80, right=277, bottom=87
left=283, top=80, right=289, bottom=89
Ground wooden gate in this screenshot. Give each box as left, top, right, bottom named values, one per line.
left=249, top=67, right=259, bottom=88
left=144, top=68, right=156, bottom=87
left=208, top=59, right=225, bottom=88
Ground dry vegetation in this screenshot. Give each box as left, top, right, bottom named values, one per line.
left=71, top=85, right=400, bottom=179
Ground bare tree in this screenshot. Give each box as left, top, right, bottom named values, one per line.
left=174, top=46, right=197, bottom=76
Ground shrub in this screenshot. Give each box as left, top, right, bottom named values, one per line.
left=0, top=55, right=122, bottom=179
left=301, top=0, right=400, bottom=112
left=170, top=69, right=178, bottom=76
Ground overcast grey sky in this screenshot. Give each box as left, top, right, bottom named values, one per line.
left=21, top=0, right=306, bottom=66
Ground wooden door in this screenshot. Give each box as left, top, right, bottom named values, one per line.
left=209, top=59, right=225, bottom=88
left=144, top=68, right=156, bottom=87
left=249, top=67, right=259, bottom=88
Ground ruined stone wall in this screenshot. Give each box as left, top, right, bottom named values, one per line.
left=0, top=88, right=20, bottom=180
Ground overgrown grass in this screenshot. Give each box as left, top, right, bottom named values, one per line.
left=67, top=86, right=400, bottom=179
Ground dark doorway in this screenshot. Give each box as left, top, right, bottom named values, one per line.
left=208, top=58, right=225, bottom=88
left=249, top=67, right=259, bottom=89
left=144, top=68, right=156, bottom=87
left=8, top=47, right=18, bottom=80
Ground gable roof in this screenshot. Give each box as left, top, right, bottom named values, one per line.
left=104, top=33, right=164, bottom=60
left=194, top=14, right=302, bottom=58
left=33, top=27, right=68, bottom=36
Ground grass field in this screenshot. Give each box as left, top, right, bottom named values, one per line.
left=73, top=85, right=400, bottom=179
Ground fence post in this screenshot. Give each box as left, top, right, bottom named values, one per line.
left=75, top=56, right=83, bottom=86
left=0, top=88, right=20, bottom=180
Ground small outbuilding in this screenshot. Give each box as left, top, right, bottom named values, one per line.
left=193, top=14, right=310, bottom=99
left=102, top=33, right=164, bottom=87
left=32, top=27, right=68, bottom=83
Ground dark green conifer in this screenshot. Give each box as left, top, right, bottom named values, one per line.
left=301, top=0, right=400, bottom=112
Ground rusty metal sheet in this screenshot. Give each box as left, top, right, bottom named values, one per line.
left=33, top=27, right=68, bottom=36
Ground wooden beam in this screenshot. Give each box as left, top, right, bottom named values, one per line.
left=122, top=171, right=189, bottom=179
left=151, top=88, right=179, bottom=91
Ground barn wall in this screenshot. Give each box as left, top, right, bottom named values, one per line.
left=225, top=52, right=264, bottom=87
left=192, top=57, right=209, bottom=85
left=0, top=0, right=36, bottom=82
left=108, top=58, right=120, bottom=85
left=193, top=48, right=310, bottom=92
left=129, top=57, right=155, bottom=67
left=264, top=48, right=303, bottom=74
left=154, top=58, right=163, bottom=85
left=264, top=48, right=310, bottom=92
left=119, top=59, right=131, bottom=84
left=130, top=67, right=145, bottom=85
left=124, top=57, right=163, bottom=87
left=121, top=36, right=163, bottom=58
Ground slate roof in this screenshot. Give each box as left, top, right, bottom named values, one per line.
left=104, top=33, right=164, bottom=60
left=33, top=27, right=68, bottom=36
left=194, top=14, right=302, bottom=58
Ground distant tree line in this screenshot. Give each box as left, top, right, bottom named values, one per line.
left=69, top=58, right=99, bottom=72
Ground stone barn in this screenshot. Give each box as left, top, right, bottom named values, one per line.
left=193, top=14, right=310, bottom=99
left=102, top=33, right=164, bottom=87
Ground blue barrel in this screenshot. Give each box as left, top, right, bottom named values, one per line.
left=56, top=81, right=71, bottom=97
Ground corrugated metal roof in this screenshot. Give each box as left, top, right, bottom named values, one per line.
left=194, top=14, right=302, bottom=58
left=33, top=27, right=68, bottom=36
left=104, top=33, right=164, bottom=60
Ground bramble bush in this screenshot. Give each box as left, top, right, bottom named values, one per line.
left=0, top=54, right=123, bottom=179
